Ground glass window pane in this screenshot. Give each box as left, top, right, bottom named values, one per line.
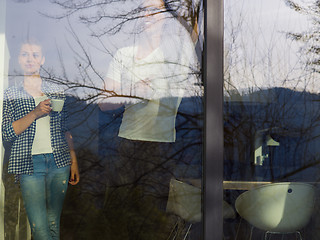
left=224, top=0, right=319, bottom=239
left=1, top=0, right=204, bottom=239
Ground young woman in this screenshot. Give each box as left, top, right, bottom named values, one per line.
left=99, top=0, right=200, bottom=209
left=2, top=40, right=80, bottom=240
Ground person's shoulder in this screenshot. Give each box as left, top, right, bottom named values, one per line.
left=5, top=85, right=18, bottom=91
left=114, top=46, right=136, bottom=57
left=163, top=20, right=194, bottom=45
left=42, top=81, right=66, bottom=98
left=4, top=85, right=20, bottom=95
left=162, top=26, right=195, bottom=56
left=43, top=80, right=63, bottom=91
left=111, top=46, right=136, bottom=65
left=3, top=85, right=23, bottom=101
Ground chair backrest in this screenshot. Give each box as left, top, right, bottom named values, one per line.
left=166, top=178, right=202, bottom=223
left=235, top=182, right=315, bottom=232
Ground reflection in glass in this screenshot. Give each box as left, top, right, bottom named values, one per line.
left=100, top=0, right=200, bottom=142
left=224, top=0, right=320, bottom=239
left=2, top=39, right=79, bottom=240
left=3, top=0, right=204, bottom=239
left=98, top=0, right=203, bottom=239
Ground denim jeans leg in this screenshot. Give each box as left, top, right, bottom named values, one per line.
left=20, top=154, right=70, bottom=240
left=46, top=154, right=70, bottom=240
left=20, top=155, right=52, bottom=240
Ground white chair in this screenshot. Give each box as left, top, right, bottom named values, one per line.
left=235, top=182, right=315, bottom=240
left=223, top=200, right=236, bottom=219
left=166, top=178, right=201, bottom=240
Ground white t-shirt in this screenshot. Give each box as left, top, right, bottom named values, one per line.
left=32, top=95, right=53, bottom=154
left=105, top=20, right=200, bottom=142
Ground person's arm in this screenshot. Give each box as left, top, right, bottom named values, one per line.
left=12, top=99, right=51, bottom=135
left=65, top=131, right=80, bottom=185
left=178, top=32, right=202, bottom=97
left=99, top=50, right=126, bottom=111
left=99, top=77, right=125, bottom=111
left=2, top=92, right=19, bottom=142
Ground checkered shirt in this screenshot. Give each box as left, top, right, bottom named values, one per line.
left=2, top=81, right=71, bottom=177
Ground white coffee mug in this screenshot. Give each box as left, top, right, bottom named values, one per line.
left=51, top=99, right=64, bottom=112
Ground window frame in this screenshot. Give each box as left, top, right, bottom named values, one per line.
left=205, top=0, right=224, bottom=239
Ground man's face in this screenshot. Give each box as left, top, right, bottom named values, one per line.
left=19, top=44, right=45, bottom=75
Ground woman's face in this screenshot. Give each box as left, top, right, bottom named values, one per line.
left=19, top=43, right=45, bottom=75
left=142, top=0, right=166, bottom=34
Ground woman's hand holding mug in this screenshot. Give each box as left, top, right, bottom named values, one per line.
left=33, top=99, right=51, bottom=118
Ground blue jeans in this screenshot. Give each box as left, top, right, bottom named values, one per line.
left=20, top=154, right=70, bottom=240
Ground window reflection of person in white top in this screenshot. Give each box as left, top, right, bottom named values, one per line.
left=100, top=0, right=200, bottom=141
left=99, top=0, right=200, bottom=209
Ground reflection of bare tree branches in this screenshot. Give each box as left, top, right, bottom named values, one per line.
left=224, top=1, right=320, bottom=185
left=285, top=0, right=320, bottom=74
left=18, top=1, right=201, bottom=106
left=44, top=1, right=164, bottom=35
left=4, top=1, right=203, bottom=239
left=43, top=0, right=200, bottom=37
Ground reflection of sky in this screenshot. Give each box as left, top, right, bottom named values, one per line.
left=224, top=0, right=319, bottom=93
left=6, top=1, right=75, bottom=70
left=5, top=0, right=201, bottom=99
left=5, top=0, right=138, bottom=97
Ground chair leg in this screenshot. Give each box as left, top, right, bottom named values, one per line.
left=166, top=221, right=178, bottom=240
left=182, top=224, right=193, bottom=240
left=263, top=231, right=302, bottom=240
left=249, top=226, right=254, bottom=240
left=264, top=231, right=270, bottom=240
left=235, top=219, right=255, bottom=240
left=235, top=218, right=242, bottom=240
left=296, top=231, right=302, bottom=240
left=167, top=219, right=193, bottom=240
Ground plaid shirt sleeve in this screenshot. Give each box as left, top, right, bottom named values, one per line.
left=2, top=90, right=18, bottom=142
left=61, top=96, right=70, bottom=133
